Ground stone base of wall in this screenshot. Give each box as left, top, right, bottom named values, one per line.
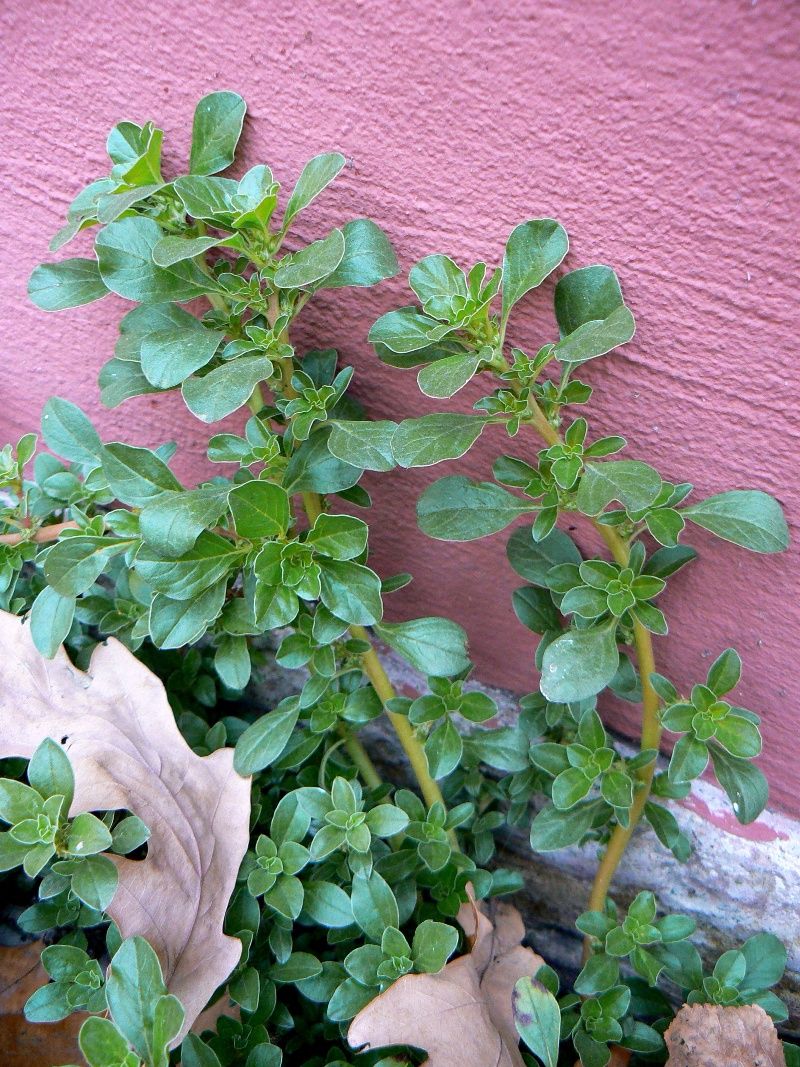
left=249, top=643, right=800, bottom=1030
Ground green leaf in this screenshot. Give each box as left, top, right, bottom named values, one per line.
left=111, top=815, right=151, bottom=856
left=107, top=120, right=163, bottom=185
left=66, top=812, right=113, bottom=856
left=105, top=936, right=167, bottom=1061
left=181, top=1034, right=223, bottom=1067
left=0, top=779, right=44, bottom=823
left=182, top=354, right=274, bottom=423
left=103, top=442, right=181, bottom=506
left=44, top=535, right=128, bottom=595
left=24, top=981, right=71, bottom=1023
left=576, top=460, right=662, bottom=516
left=30, top=586, right=75, bottom=659
left=148, top=581, right=227, bottom=648
left=739, top=933, right=787, bottom=992
left=284, top=427, right=362, bottom=494
left=139, top=311, right=224, bottom=389
left=425, top=717, right=463, bottom=778
left=97, top=183, right=164, bottom=225
left=668, top=734, right=709, bottom=784
left=189, top=91, right=246, bottom=175
left=41, top=397, right=103, bottom=465
left=374, top=617, right=470, bottom=676
left=96, top=217, right=212, bottom=303
left=327, top=420, right=398, bottom=472
left=351, top=870, right=398, bottom=942
left=645, top=507, right=685, bottom=547
left=136, top=531, right=240, bottom=599
left=283, top=152, right=346, bottom=227
left=369, top=306, right=444, bottom=354
left=273, top=229, right=345, bottom=289
left=502, top=219, right=569, bottom=319
left=229, top=481, right=290, bottom=539
left=409, top=254, right=468, bottom=319
left=506, top=525, right=582, bottom=584
left=417, top=351, right=481, bottom=398
left=306, top=513, right=368, bottom=559
left=707, top=647, right=742, bottom=696
left=153, top=994, right=185, bottom=1064
left=555, top=304, right=635, bottom=365
left=234, top=702, right=301, bottom=775
left=140, top=487, right=230, bottom=556
left=0, top=831, right=35, bottom=872
left=392, top=413, right=488, bottom=468
left=214, top=635, right=251, bottom=690
left=574, top=953, right=620, bottom=995
left=70, top=854, right=118, bottom=911
left=714, top=715, right=761, bottom=758
left=513, top=976, right=561, bottom=1067
left=644, top=544, right=697, bottom=579
left=151, top=234, right=231, bottom=267
left=552, top=767, right=594, bottom=810
left=302, top=880, right=353, bottom=928
left=555, top=264, right=626, bottom=334
left=683, top=490, right=788, bottom=553
left=412, top=919, right=459, bottom=973
left=269, top=952, right=322, bottom=983
left=28, top=258, right=108, bottom=311
left=709, top=745, right=768, bottom=824
left=316, top=218, right=398, bottom=288
left=644, top=801, right=691, bottom=862
left=365, top=804, right=409, bottom=836
left=513, top=586, right=563, bottom=633
left=318, top=559, right=383, bottom=625
left=530, top=799, right=607, bottom=851
left=540, top=626, right=620, bottom=702
left=173, top=176, right=237, bottom=221
left=28, top=738, right=74, bottom=802
left=79, top=1015, right=133, bottom=1066
left=418, top=476, right=533, bottom=541
left=99, top=357, right=161, bottom=408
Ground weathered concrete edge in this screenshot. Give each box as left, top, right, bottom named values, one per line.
left=250, top=642, right=800, bottom=1024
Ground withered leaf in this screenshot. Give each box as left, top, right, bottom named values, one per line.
left=348, top=896, right=544, bottom=1067
left=0, top=610, right=251, bottom=1038
left=664, top=1003, right=784, bottom=1067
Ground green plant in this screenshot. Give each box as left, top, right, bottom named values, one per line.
left=0, top=90, right=792, bottom=1066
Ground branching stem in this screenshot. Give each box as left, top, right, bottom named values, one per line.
left=524, top=394, right=661, bottom=954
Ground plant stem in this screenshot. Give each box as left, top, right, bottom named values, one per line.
left=337, top=724, right=383, bottom=790
left=0, top=520, right=77, bottom=546
left=524, top=395, right=662, bottom=946
left=300, top=485, right=457, bottom=844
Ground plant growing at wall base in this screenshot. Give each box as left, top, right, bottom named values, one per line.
left=0, top=90, right=792, bottom=1065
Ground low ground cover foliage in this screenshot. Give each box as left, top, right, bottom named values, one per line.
left=0, top=91, right=792, bottom=1065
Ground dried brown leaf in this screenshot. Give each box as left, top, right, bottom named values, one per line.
left=0, top=610, right=251, bottom=1037
left=348, top=896, right=545, bottom=1067
left=0, top=941, right=82, bottom=1066
left=664, top=1003, right=785, bottom=1067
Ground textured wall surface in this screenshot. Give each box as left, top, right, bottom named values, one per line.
left=0, top=2, right=798, bottom=815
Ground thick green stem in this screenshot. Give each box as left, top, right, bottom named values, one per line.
left=301, top=486, right=456, bottom=843
left=524, top=395, right=662, bottom=948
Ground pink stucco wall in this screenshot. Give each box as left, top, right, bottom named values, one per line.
left=1, top=1, right=798, bottom=811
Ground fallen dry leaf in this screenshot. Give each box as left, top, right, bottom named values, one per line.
left=664, top=1003, right=784, bottom=1066
left=348, top=895, right=544, bottom=1067
left=0, top=610, right=251, bottom=1038
left=0, top=941, right=82, bottom=1066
